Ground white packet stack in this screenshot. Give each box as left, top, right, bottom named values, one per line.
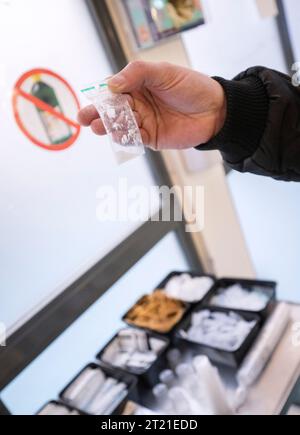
left=81, top=81, right=145, bottom=165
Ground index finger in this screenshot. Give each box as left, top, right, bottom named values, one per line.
left=77, top=104, right=100, bottom=126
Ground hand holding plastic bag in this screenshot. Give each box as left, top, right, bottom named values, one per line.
left=78, top=61, right=226, bottom=155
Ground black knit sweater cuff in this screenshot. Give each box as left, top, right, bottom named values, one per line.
left=197, top=75, right=269, bottom=164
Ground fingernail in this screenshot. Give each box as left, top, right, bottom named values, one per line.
left=108, top=74, right=126, bottom=90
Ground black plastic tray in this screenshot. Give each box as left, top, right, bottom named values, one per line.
left=156, top=271, right=216, bottom=305
left=174, top=306, right=261, bottom=368
left=122, top=294, right=190, bottom=336
left=204, top=277, right=277, bottom=321
left=96, top=328, right=170, bottom=389
left=59, top=362, right=137, bottom=415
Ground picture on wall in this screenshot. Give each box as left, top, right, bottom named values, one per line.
left=123, top=0, right=205, bottom=49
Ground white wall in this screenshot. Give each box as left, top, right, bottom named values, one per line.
left=228, top=171, right=300, bottom=303
left=183, top=0, right=287, bottom=78
left=283, top=0, right=300, bottom=61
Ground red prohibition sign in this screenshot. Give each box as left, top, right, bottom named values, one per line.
left=12, top=68, right=81, bottom=151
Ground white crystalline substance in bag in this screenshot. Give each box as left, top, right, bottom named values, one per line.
left=182, top=310, right=256, bottom=352
left=164, top=273, right=214, bottom=303
left=107, top=108, right=116, bottom=119
left=210, top=284, right=270, bottom=311
left=81, top=83, right=144, bottom=157
left=99, top=94, right=143, bottom=150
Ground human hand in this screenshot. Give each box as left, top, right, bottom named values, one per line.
left=78, top=61, right=226, bottom=151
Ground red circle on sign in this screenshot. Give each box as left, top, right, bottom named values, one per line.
left=12, top=68, right=81, bottom=151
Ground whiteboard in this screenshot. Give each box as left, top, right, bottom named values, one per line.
left=0, top=0, right=159, bottom=333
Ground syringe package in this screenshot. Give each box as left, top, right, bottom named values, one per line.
left=81, top=82, right=145, bottom=164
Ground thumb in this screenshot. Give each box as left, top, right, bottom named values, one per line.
left=108, top=61, right=170, bottom=93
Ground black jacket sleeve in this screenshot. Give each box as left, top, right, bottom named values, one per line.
left=197, top=66, right=300, bottom=182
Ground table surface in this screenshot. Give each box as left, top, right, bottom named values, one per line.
left=238, top=303, right=300, bottom=415
left=125, top=303, right=300, bottom=416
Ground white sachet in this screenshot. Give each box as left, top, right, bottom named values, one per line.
left=81, top=82, right=145, bottom=165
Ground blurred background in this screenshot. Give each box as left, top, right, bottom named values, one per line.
left=0, top=0, right=300, bottom=415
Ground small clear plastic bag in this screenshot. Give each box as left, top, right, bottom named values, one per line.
left=81, top=81, right=145, bottom=164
